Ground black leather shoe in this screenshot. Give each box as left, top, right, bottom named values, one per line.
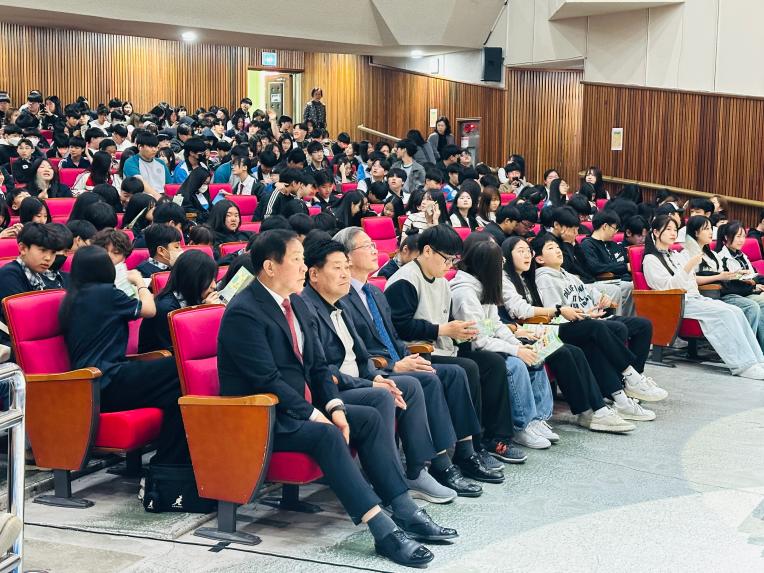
left=430, top=464, right=482, bottom=497
left=393, top=508, right=458, bottom=541
left=454, top=452, right=505, bottom=484
left=374, top=529, right=434, bottom=568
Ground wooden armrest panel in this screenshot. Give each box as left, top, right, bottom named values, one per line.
left=631, top=290, right=685, bottom=347
left=408, top=343, right=434, bottom=354
left=371, top=356, right=388, bottom=369
left=126, top=350, right=172, bottom=361
left=179, top=395, right=277, bottom=504
left=596, top=272, right=615, bottom=280
left=698, top=284, right=721, bottom=291
left=26, top=373, right=100, bottom=470
left=520, top=316, right=550, bottom=325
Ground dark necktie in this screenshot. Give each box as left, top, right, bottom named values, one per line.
left=362, top=284, right=401, bottom=364
left=281, top=298, right=303, bottom=363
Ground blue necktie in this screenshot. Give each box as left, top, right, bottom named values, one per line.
left=362, top=284, right=401, bottom=364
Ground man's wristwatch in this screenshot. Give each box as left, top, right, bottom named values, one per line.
left=327, top=403, right=346, bottom=416
left=554, top=304, right=562, bottom=317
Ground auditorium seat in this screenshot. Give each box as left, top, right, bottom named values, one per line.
left=628, top=245, right=705, bottom=362
left=226, top=195, right=258, bottom=219
left=596, top=199, right=607, bottom=211
left=219, top=242, right=247, bottom=257
left=308, top=206, right=321, bottom=216
left=340, top=183, right=357, bottom=194
left=3, top=290, right=165, bottom=508
left=238, top=222, right=261, bottom=234
left=453, top=227, right=471, bottom=241
left=209, top=184, right=232, bottom=201
left=170, top=304, right=324, bottom=545
left=46, top=198, right=76, bottom=224
left=183, top=245, right=215, bottom=258
left=164, top=184, right=181, bottom=198
left=48, top=157, right=62, bottom=170
left=362, top=217, right=398, bottom=255
left=500, top=193, right=516, bottom=205
left=59, top=168, right=87, bottom=188
left=40, top=129, right=53, bottom=143
left=367, top=275, right=387, bottom=291
left=369, top=203, right=384, bottom=214
left=0, top=238, right=19, bottom=258
left=0, top=257, right=17, bottom=268
left=125, top=248, right=149, bottom=270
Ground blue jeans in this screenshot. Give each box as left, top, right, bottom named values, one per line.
left=505, top=356, right=553, bottom=432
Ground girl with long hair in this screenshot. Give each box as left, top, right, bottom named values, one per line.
left=448, top=189, right=478, bottom=230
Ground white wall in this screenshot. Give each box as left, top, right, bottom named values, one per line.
left=372, top=50, right=505, bottom=88
left=502, top=0, right=764, bottom=98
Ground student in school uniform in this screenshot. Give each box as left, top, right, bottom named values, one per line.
left=138, top=250, right=220, bottom=353
left=135, top=223, right=183, bottom=279
left=59, top=245, right=189, bottom=465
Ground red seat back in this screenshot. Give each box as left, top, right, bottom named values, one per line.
left=169, top=305, right=226, bottom=396
left=308, top=206, right=321, bottom=216
left=500, top=193, right=516, bottom=205
left=369, top=203, right=384, bottom=214
left=125, top=248, right=149, bottom=270
left=340, top=183, right=357, bottom=194
left=59, top=168, right=87, bottom=187
left=377, top=252, right=390, bottom=269
left=596, top=199, right=607, bottom=211
left=0, top=238, right=19, bottom=258
left=580, top=220, right=593, bottom=231
left=220, top=241, right=248, bottom=257
left=0, top=257, right=15, bottom=268
left=151, top=271, right=171, bottom=294
left=183, top=245, right=215, bottom=258
left=127, top=318, right=142, bottom=355
left=367, top=275, right=387, bottom=291
left=742, top=237, right=761, bottom=263
left=454, top=227, right=471, bottom=240
left=362, top=216, right=398, bottom=254
left=227, top=195, right=258, bottom=218
left=209, top=184, right=232, bottom=200
left=122, top=229, right=134, bottom=243
left=48, top=157, right=62, bottom=170
left=2, top=290, right=72, bottom=374
left=40, top=129, right=54, bottom=142
left=628, top=246, right=649, bottom=290
left=164, top=184, right=181, bottom=198
left=46, top=198, right=76, bottom=223
left=238, top=222, right=261, bottom=234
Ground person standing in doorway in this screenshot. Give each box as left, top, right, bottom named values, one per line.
left=303, top=87, right=327, bottom=132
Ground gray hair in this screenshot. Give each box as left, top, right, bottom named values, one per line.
left=333, top=226, right=365, bottom=251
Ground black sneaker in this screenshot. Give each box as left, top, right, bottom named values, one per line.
left=484, top=438, right=527, bottom=464
left=477, top=448, right=504, bottom=471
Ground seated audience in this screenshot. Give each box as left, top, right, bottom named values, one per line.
left=136, top=223, right=183, bottom=278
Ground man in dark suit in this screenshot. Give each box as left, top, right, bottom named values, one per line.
left=300, top=238, right=465, bottom=504
left=334, top=227, right=507, bottom=492
left=218, top=229, right=454, bottom=568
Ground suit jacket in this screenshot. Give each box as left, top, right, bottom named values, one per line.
left=300, top=284, right=384, bottom=389
left=342, top=282, right=408, bottom=368
left=218, top=279, right=339, bottom=433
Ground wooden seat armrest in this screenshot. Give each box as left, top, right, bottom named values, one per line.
left=126, top=350, right=173, bottom=361
left=25, top=367, right=102, bottom=383
left=596, top=272, right=615, bottom=280
left=698, top=284, right=721, bottom=291
left=408, top=343, right=434, bottom=354
left=179, top=393, right=279, bottom=407
left=631, top=289, right=686, bottom=347
left=519, top=316, right=550, bottom=325
left=371, top=356, right=389, bottom=369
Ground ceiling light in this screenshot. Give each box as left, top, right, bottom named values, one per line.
left=411, top=49, right=423, bottom=59
left=181, top=31, right=197, bottom=42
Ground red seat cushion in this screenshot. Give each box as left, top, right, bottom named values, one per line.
left=678, top=318, right=703, bottom=338
left=266, top=452, right=323, bottom=483
left=95, top=408, right=163, bottom=450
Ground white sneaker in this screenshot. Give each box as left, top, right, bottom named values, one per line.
left=613, top=397, right=656, bottom=421
left=530, top=420, right=560, bottom=443
left=513, top=428, right=551, bottom=449
left=624, top=376, right=668, bottom=402
left=588, top=408, right=635, bottom=433
left=738, top=364, right=764, bottom=380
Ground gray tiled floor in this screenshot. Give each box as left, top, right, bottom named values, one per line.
left=23, top=362, right=764, bottom=572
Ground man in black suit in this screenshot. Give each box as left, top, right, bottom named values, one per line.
left=334, top=227, right=506, bottom=491
left=300, top=237, right=468, bottom=504
left=218, top=229, right=454, bottom=568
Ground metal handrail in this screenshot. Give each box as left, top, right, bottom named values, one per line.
left=579, top=172, right=764, bottom=209
left=0, top=364, right=25, bottom=573
left=357, top=125, right=400, bottom=142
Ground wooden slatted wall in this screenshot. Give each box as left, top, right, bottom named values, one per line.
left=581, top=82, right=764, bottom=223
left=0, top=22, right=249, bottom=114
left=505, top=68, right=584, bottom=186
left=249, top=48, right=305, bottom=71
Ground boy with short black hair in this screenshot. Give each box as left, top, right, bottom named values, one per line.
left=136, top=223, right=183, bottom=278
left=11, top=139, right=35, bottom=184
left=483, top=205, right=520, bottom=246
left=578, top=210, right=631, bottom=281
left=61, top=136, right=90, bottom=169
left=65, top=219, right=97, bottom=252
left=123, top=132, right=171, bottom=197
left=676, top=198, right=716, bottom=242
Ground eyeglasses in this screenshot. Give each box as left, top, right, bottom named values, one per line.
left=434, top=249, right=460, bottom=266
left=352, top=241, right=377, bottom=252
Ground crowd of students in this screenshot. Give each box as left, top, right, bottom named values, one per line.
left=0, top=89, right=761, bottom=568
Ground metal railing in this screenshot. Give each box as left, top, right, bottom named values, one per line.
left=580, top=172, right=764, bottom=209
left=0, top=364, right=25, bottom=573
left=357, top=125, right=400, bottom=142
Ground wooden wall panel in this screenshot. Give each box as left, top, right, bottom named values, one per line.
left=0, top=22, right=248, bottom=114
left=581, top=83, right=764, bottom=224
left=505, top=69, right=584, bottom=186
left=302, top=53, right=507, bottom=167
left=249, top=48, right=304, bottom=71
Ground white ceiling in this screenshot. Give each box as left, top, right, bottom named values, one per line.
left=0, top=0, right=507, bottom=56
left=549, top=0, right=684, bottom=21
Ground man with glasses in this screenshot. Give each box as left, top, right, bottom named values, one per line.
left=384, top=225, right=526, bottom=466
left=578, top=210, right=632, bottom=282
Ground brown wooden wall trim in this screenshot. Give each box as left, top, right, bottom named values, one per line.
left=249, top=48, right=305, bottom=71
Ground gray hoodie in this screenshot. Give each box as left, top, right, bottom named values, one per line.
left=535, top=266, right=601, bottom=311
left=449, top=270, right=521, bottom=356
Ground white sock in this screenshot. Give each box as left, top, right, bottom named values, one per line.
left=621, top=365, right=641, bottom=382
left=593, top=406, right=610, bottom=417
left=579, top=408, right=593, bottom=417
left=612, top=390, right=630, bottom=407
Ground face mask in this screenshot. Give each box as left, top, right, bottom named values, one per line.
left=7, top=137, right=20, bottom=146
left=168, top=248, right=182, bottom=266
left=49, top=253, right=67, bottom=272
left=28, top=137, right=39, bottom=147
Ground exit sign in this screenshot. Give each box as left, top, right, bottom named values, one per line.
left=261, top=51, right=278, bottom=67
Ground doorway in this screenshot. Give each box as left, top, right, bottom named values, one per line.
left=247, top=70, right=303, bottom=120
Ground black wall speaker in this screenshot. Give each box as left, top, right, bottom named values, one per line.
left=482, top=47, right=504, bottom=82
